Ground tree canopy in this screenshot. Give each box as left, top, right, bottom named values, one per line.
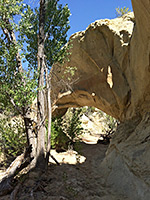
left=0, top=0, right=71, bottom=170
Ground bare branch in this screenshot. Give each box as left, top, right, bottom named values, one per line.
left=5, top=91, right=22, bottom=115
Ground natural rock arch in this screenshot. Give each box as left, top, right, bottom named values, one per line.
left=51, top=12, right=134, bottom=122
left=51, top=0, right=150, bottom=199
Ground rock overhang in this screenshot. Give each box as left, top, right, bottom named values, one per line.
left=51, top=12, right=135, bottom=122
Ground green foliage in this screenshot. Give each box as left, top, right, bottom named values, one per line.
left=63, top=66, right=77, bottom=81
left=20, top=0, right=71, bottom=70
left=0, top=0, right=37, bottom=111
left=0, top=0, right=71, bottom=161
left=82, top=106, right=96, bottom=115
left=63, top=108, right=83, bottom=143
left=116, top=6, right=131, bottom=17
left=50, top=108, right=83, bottom=151
left=50, top=118, right=69, bottom=151
left=0, top=0, right=71, bottom=112
left=45, top=1, right=71, bottom=67
left=0, top=116, right=26, bottom=164
left=103, top=114, right=118, bottom=135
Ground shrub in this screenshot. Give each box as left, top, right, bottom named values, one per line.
left=116, top=7, right=131, bottom=17
left=98, top=114, right=118, bottom=144
left=50, top=108, right=83, bottom=151
left=81, top=106, right=95, bottom=115
left=0, top=116, right=26, bottom=165
left=63, top=108, right=83, bottom=144
left=50, top=118, right=69, bottom=152
left=104, top=115, right=118, bottom=134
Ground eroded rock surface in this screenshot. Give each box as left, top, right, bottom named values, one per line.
left=51, top=12, right=135, bottom=121
left=51, top=0, right=150, bottom=199
left=52, top=0, right=150, bottom=123
left=100, top=114, right=150, bottom=199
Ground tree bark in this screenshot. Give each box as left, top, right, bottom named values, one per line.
left=0, top=145, right=32, bottom=196
left=45, top=65, right=52, bottom=166
left=23, top=114, right=37, bottom=168
left=1, top=0, right=51, bottom=171
left=36, top=0, right=47, bottom=168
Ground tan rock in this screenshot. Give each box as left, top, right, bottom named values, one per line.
left=50, top=0, right=150, bottom=199
left=51, top=1, right=150, bottom=120
left=51, top=12, right=135, bottom=121
left=49, top=149, right=86, bottom=165
left=100, top=114, right=150, bottom=199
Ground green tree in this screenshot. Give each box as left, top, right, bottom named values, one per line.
left=116, top=6, right=131, bottom=17
left=64, top=108, right=83, bottom=143
left=0, top=0, right=70, bottom=170
left=50, top=108, right=83, bottom=151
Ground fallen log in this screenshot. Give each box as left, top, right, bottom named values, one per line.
left=0, top=145, right=32, bottom=196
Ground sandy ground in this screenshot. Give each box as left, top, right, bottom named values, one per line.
left=1, top=134, right=124, bottom=200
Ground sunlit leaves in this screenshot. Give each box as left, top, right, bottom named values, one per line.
left=24, top=0, right=71, bottom=70
left=44, top=1, right=71, bottom=68
left=116, top=6, right=131, bottom=17
left=0, top=117, right=26, bottom=163
left=0, top=0, right=37, bottom=112
left=0, top=0, right=71, bottom=113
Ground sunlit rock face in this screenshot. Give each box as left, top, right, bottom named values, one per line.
left=51, top=0, right=150, bottom=198
left=51, top=1, right=150, bottom=123
left=100, top=1, right=150, bottom=198
left=51, top=12, right=134, bottom=122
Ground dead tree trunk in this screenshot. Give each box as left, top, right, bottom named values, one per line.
left=0, top=145, right=32, bottom=196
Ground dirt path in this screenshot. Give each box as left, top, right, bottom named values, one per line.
left=1, top=140, right=129, bottom=200
left=0, top=141, right=110, bottom=200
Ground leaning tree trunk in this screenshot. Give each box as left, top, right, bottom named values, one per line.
left=0, top=2, right=48, bottom=197
left=0, top=145, right=32, bottom=196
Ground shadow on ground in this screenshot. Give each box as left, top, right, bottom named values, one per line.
left=0, top=142, right=111, bottom=200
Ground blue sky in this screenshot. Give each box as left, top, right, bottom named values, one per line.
left=22, top=0, right=133, bottom=70
left=59, top=0, right=133, bottom=38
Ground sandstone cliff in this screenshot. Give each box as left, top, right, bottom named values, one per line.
left=51, top=12, right=134, bottom=122
left=51, top=0, right=150, bottom=199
